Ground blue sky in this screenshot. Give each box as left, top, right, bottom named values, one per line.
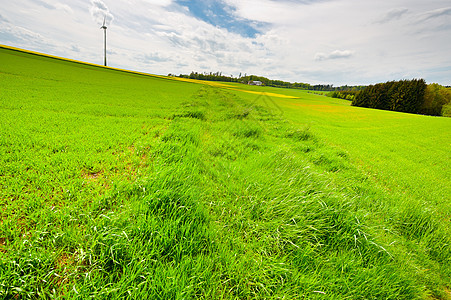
left=1, top=0, right=450, bottom=86
left=175, top=0, right=266, bottom=38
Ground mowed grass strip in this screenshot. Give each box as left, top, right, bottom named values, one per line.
left=0, top=48, right=450, bottom=299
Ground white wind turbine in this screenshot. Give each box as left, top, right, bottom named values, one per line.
left=100, top=16, right=107, bottom=66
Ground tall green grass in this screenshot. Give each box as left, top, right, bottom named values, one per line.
left=1, top=47, right=450, bottom=299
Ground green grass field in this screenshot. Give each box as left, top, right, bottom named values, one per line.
left=1, top=46, right=450, bottom=299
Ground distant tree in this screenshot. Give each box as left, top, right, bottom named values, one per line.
left=177, top=72, right=364, bottom=93
left=327, top=91, right=358, bottom=101
left=420, top=83, right=451, bottom=116
left=442, top=103, right=451, bottom=117
left=395, top=79, right=426, bottom=113
left=353, top=79, right=428, bottom=115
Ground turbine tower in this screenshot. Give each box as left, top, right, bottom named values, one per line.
left=100, top=17, right=107, bottom=66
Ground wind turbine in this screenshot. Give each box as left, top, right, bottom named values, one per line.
left=100, top=17, right=107, bottom=66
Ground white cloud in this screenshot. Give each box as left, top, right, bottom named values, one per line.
left=418, top=6, right=451, bottom=22
left=315, top=50, right=355, bottom=61
left=90, top=0, right=114, bottom=25
left=142, top=0, right=172, bottom=6
left=32, top=0, right=74, bottom=14
left=0, top=23, right=56, bottom=51
left=55, top=3, right=74, bottom=14
left=375, top=8, right=409, bottom=24
left=0, top=13, right=9, bottom=23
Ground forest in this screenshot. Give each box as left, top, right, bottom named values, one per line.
left=352, top=79, right=451, bottom=116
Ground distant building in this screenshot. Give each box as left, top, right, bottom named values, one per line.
left=248, top=80, right=263, bottom=86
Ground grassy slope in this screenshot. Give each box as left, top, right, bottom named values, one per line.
left=0, top=47, right=450, bottom=299
left=226, top=83, right=450, bottom=206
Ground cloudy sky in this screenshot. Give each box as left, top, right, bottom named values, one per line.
left=1, top=0, right=450, bottom=86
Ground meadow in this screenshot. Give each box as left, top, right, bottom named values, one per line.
left=0, top=46, right=450, bottom=299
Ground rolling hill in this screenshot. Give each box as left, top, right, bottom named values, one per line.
left=1, top=45, right=450, bottom=299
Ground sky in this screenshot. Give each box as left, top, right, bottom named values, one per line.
left=1, top=0, right=450, bottom=86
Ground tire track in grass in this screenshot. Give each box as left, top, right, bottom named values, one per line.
left=169, top=86, right=423, bottom=299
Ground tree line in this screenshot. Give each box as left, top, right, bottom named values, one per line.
left=172, top=72, right=366, bottom=92
left=351, top=79, right=451, bottom=116
left=327, top=91, right=359, bottom=101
